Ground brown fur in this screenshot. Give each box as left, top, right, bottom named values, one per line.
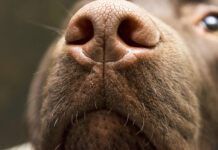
left=27, top=0, right=218, bottom=150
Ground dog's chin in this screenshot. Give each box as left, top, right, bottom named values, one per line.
left=64, top=110, right=155, bottom=150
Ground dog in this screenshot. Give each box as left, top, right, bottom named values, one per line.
left=11, top=0, right=218, bottom=149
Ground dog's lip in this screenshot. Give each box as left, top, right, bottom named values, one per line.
left=67, top=108, right=152, bottom=137
left=62, top=109, right=157, bottom=149
left=63, top=109, right=156, bottom=149
left=70, top=109, right=138, bottom=128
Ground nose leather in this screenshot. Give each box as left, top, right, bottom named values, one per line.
left=65, top=0, right=160, bottom=64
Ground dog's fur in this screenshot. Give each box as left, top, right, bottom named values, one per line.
left=27, top=0, right=218, bottom=150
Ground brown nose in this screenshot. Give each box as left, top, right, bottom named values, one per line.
left=65, top=0, right=160, bottom=65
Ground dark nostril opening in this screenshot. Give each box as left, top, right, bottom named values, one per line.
left=118, top=19, right=145, bottom=48
left=118, top=18, right=159, bottom=48
left=66, top=18, right=94, bottom=45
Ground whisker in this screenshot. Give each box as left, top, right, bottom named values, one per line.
left=132, top=119, right=135, bottom=126
left=55, top=0, right=71, bottom=14
left=94, top=101, right=98, bottom=109
left=54, top=144, right=61, bottom=150
left=107, top=107, right=113, bottom=114
left=124, top=113, right=129, bottom=126
left=142, top=103, right=146, bottom=111
left=71, top=114, right=74, bottom=125
left=150, top=126, right=155, bottom=142
left=83, top=112, right=86, bottom=121
left=75, top=111, right=78, bottom=123
left=144, top=141, right=150, bottom=147
left=54, top=118, right=59, bottom=127
left=26, top=20, right=64, bottom=35
left=136, top=118, right=144, bottom=135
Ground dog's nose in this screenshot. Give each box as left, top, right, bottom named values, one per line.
left=65, top=0, right=160, bottom=65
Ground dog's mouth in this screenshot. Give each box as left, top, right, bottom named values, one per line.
left=63, top=110, right=155, bottom=150
left=39, top=54, right=199, bottom=150
left=40, top=60, right=157, bottom=150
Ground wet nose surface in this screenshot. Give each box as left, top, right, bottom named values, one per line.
left=65, top=0, right=160, bottom=67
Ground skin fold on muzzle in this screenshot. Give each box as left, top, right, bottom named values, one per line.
left=25, top=0, right=218, bottom=150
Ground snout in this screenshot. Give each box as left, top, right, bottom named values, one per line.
left=33, top=1, right=200, bottom=150
left=65, top=0, right=160, bottom=67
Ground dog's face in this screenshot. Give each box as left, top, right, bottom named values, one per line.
left=27, top=0, right=218, bottom=150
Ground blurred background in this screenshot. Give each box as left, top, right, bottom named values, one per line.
left=0, top=0, right=76, bottom=148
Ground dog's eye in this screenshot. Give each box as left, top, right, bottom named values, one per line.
left=181, top=4, right=218, bottom=38
left=201, top=14, right=218, bottom=32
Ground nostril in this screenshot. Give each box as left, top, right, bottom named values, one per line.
left=65, top=18, right=94, bottom=45
left=118, top=17, right=160, bottom=48
left=118, top=19, right=144, bottom=48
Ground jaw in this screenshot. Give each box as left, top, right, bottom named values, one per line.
left=29, top=50, right=200, bottom=150
left=64, top=110, right=155, bottom=150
